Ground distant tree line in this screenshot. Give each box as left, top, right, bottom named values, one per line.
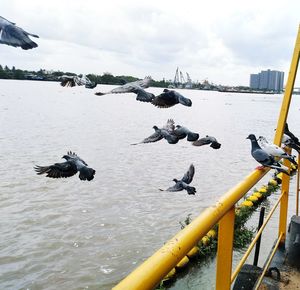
left=0, top=64, right=170, bottom=87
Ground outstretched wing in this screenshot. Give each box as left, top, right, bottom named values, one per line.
left=138, top=131, right=163, bottom=144
left=181, top=164, right=195, bottom=184
left=166, top=182, right=184, bottom=192
left=34, top=161, right=77, bottom=178
left=151, top=92, right=176, bottom=108
left=66, top=151, right=88, bottom=166
left=163, top=119, right=175, bottom=132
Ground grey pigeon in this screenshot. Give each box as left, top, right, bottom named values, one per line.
left=34, top=151, right=96, bottom=181
left=151, top=89, right=192, bottom=108
left=246, top=134, right=289, bottom=175
left=192, top=135, right=221, bottom=149
left=0, top=16, right=39, bottom=49
left=161, top=164, right=196, bottom=195
left=60, top=75, right=97, bottom=89
left=95, top=76, right=154, bottom=103
left=132, top=119, right=178, bottom=145
left=174, top=125, right=199, bottom=141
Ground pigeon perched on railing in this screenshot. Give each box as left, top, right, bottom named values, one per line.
left=160, top=164, right=196, bottom=195
left=247, top=134, right=289, bottom=175
left=151, top=89, right=192, bottom=108
left=257, top=136, right=297, bottom=166
left=0, top=16, right=39, bottom=49
left=192, top=135, right=221, bottom=149
left=34, top=151, right=96, bottom=181
left=95, top=76, right=153, bottom=102
left=60, top=75, right=97, bottom=89
left=131, top=119, right=178, bottom=145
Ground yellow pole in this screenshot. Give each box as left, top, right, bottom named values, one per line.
left=216, top=206, right=235, bottom=290
left=278, top=158, right=291, bottom=244
left=273, top=24, right=300, bottom=146
left=113, top=168, right=269, bottom=290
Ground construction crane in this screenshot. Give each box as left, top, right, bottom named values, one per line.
left=185, top=72, right=193, bottom=89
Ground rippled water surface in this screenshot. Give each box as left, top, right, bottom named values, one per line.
left=1, top=80, right=300, bottom=289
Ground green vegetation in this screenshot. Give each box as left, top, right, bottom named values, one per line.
left=0, top=64, right=172, bottom=88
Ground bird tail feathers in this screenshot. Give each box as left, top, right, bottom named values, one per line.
left=186, top=186, right=196, bottom=195
left=210, top=141, right=221, bottom=149
left=79, top=167, right=96, bottom=181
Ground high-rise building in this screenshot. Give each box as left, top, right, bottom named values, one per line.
left=249, top=69, right=284, bottom=92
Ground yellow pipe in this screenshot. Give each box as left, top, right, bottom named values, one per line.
left=113, top=168, right=270, bottom=290
left=273, top=25, right=300, bottom=146
left=278, top=156, right=291, bottom=243
left=216, top=207, right=235, bottom=290
left=231, top=193, right=283, bottom=282
left=254, top=232, right=284, bottom=290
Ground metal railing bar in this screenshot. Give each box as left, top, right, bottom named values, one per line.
left=231, top=193, right=284, bottom=282
left=253, top=232, right=284, bottom=290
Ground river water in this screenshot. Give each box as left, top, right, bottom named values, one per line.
left=0, top=80, right=300, bottom=290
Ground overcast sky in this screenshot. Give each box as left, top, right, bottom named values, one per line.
left=1, top=0, right=300, bottom=86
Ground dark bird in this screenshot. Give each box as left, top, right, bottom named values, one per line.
left=0, top=16, right=39, bottom=49
left=246, top=134, right=289, bottom=175
left=284, top=123, right=300, bottom=146
left=192, top=135, right=221, bottom=149
left=34, top=151, right=96, bottom=181
left=132, top=119, right=178, bottom=145
left=151, top=89, right=192, bottom=108
left=174, top=125, right=199, bottom=141
left=282, top=133, right=300, bottom=154
left=95, top=76, right=154, bottom=103
left=60, top=75, right=97, bottom=89
left=161, top=164, right=196, bottom=195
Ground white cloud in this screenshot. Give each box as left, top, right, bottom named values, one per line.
left=1, top=0, right=300, bottom=86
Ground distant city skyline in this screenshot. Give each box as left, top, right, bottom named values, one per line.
left=250, top=69, right=284, bottom=92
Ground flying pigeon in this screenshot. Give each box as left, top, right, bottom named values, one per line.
left=246, top=134, right=289, bottom=175
left=151, top=89, right=192, bottom=108
left=0, top=16, right=39, bottom=50
left=131, top=119, right=178, bottom=145
left=160, top=164, right=196, bottom=195
left=60, top=75, right=97, bottom=89
left=94, top=76, right=154, bottom=103
left=174, top=125, right=199, bottom=141
left=192, top=135, right=221, bottom=149
left=257, top=136, right=297, bottom=166
left=34, top=151, right=96, bottom=181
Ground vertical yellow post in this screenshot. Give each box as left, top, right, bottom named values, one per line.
left=216, top=206, right=235, bottom=290
left=278, top=158, right=291, bottom=244
left=296, top=154, right=300, bottom=216
left=273, top=25, right=300, bottom=146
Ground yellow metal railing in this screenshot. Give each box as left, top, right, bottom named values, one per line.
left=113, top=24, right=300, bottom=290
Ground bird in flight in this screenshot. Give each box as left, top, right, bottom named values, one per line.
left=95, top=76, right=154, bottom=103
left=151, top=89, right=192, bottom=108
left=60, top=75, right=97, bottom=89
left=0, top=16, right=39, bottom=49
left=247, top=134, right=289, bottom=175
left=131, top=119, right=179, bottom=145
left=160, top=164, right=196, bottom=195
left=34, top=151, right=96, bottom=181
left=192, top=135, right=221, bottom=149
